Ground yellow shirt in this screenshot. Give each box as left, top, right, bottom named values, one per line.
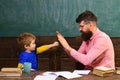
left=36, top=45, right=49, bottom=54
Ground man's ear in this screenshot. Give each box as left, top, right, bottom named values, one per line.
left=89, top=22, right=93, bottom=27
left=89, top=22, right=95, bottom=30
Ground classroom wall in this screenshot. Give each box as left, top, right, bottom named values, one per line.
left=0, top=0, right=120, bottom=37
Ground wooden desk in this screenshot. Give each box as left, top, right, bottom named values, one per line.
left=0, top=71, right=120, bottom=80
left=0, top=71, right=37, bottom=80
left=56, top=74, right=120, bottom=80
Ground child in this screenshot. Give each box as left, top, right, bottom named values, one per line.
left=17, top=32, right=59, bottom=71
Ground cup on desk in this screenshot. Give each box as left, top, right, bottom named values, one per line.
left=23, top=62, right=31, bottom=74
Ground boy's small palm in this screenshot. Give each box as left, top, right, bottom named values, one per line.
left=53, top=41, right=59, bottom=46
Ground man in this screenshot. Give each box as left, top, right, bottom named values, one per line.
left=56, top=10, right=115, bottom=70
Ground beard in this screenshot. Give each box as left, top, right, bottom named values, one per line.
left=81, top=30, right=92, bottom=41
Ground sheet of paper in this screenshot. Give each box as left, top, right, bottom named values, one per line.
left=73, top=70, right=90, bottom=75
left=42, top=71, right=57, bottom=76
left=55, top=71, right=82, bottom=79
left=34, top=75, right=57, bottom=80
left=34, top=71, right=82, bottom=80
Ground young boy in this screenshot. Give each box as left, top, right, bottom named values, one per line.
left=17, top=33, right=59, bottom=71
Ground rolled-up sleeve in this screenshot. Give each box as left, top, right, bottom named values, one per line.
left=70, top=37, right=108, bottom=65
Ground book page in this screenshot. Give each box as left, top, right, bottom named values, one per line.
left=94, top=66, right=113, bottom=71
left=55, top=71, right=82, bottom=79
left=34, top=75, right=57, bottom=80
left=73, top=70, right=90, bottom=75
left=34, top=71, right=82, bottom=80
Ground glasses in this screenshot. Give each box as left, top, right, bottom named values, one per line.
left=79, top=22, right=90, bottom=28
left=79, top=24, right=86, bottom=28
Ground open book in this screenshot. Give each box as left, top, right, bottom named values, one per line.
left=92, top=66, right=114, bottom=77
left=0, top=68, right=22, bottom=76
left=34, top=71, right=82, bottom=80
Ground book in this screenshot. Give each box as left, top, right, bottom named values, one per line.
left=34, top=71, right=82, bottom=80
left=116, top=67, right=120, bottom=74
left=0, top=68, right=22, bottom=76
left=73, top=70, right=90, bottom=75
left=92, top=66, right=114, bottom=77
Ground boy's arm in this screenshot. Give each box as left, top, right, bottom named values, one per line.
left=36, top=41, right=59, bottom=54
left=48, top=41, right=59, bottom=48
left=36, top=45, right=49, bottom=54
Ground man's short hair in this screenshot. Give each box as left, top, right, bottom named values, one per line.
left=76, top=10, right=97, bottom=23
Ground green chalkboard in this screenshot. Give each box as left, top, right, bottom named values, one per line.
left=0, top=0, right=120, bottom=37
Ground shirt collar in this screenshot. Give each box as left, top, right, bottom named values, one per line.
left=90, top=28, right=101, bottom=40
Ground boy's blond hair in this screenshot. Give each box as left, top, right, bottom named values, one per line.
left=17, top=33, right=36, bottom=50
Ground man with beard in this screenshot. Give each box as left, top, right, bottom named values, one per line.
left=56, top=10, right=115, bottom=70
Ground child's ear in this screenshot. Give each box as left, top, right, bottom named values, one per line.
left=24, top=45, right=29, bottom=49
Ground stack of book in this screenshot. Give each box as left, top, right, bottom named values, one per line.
left=0, top=68, right=22, bottom=76
left=92, top=66, right=114, bottom=77
left=116, top=67, right=120, bottom=74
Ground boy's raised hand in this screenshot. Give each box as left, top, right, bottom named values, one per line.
left=53, top=41, right=59, bottom=47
